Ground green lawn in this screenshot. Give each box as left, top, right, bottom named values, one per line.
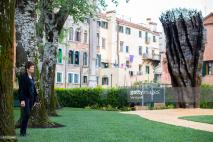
left=14, top=107, right=213, bottom=142
left=179, top=115, right=213, bottom=124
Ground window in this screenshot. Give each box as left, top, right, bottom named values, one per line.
left=119, top=26, right=124, bottom=33
left=96, top=76, right=99, bottom=85
left=57, top=48, right=62, bottom=64
left=139, top=46, right=142, bottom=55
left=67, top=73, right=73, bottom=83
left=129, top=71, right=133, bottom=76
left=146, top=47, right=149, bottom=54
left=74, top=51, right=79, bottom=65
left=84, top=18, right=89, bottom=24
left=83, top=52, right=88, bottom=66
left=96, top=54, right=101, bottom=68
left=83, top=76, right=87, bottom=84
left=102, top=38, right=106, bottom=49
left=97, top=33, right=100, bottom=47
left=145, top=32, right=149, bottom=43
left=146, top=66, right=150, bottom=74
left=102, top=77, right=109, bottom=85
left=139, top=31, right=142, bottom=38
left=126, top=46, right=129, bottom=53
left=56, top=72, right=63, bottom=83
left=139, top=65, right=142, bottom=72
left=152, top=50, right=154, bottom=55
left=202, top=62, right=206, bottom=76
left=68, top=27, right=73, bottom=41
left=75, top=28, right=81, bottom=42
left=125, top=27, right=131, bottom=35
left=208, top=62, right=213, bottom=75
left=101, top=21, right=108, bottom=29
left=153, top=36, right=156, bottom=42
left=97, top=21, right=101, bottom=27
left=120, top=41, right=124, bottom=52
left=74, top=74, right=79, bottom=84
left=68, top=50, right=74, bottom=64
left=126, top=60, right=130, bottom=68
left=102, top=62, right=108, bottom=68
left=84, top=30, right=87, bottom=43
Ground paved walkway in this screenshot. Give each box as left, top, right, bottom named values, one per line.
left=121, top=109, right=213, bottom=132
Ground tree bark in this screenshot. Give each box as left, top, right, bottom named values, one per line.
left=40, top=5, right=68, bottom=115
left=0, top=0, right=16, bottom=141
left=15, top=0, right=51, bottom=127
left=160, top=9, right=204, bottom=108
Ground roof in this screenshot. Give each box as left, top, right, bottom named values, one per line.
left=98, top=12, right=160, bottom=36
left=204, top=12, right=213, bottom=21
left=204, top=12, right=213, bottom=26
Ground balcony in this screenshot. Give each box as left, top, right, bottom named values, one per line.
left=137, top=71, right=143, bottom=76
left=142, top=53, right=161, bottom=67
left=142, top=53, right=160, bottom=61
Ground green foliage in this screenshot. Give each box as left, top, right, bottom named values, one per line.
left=52, top=0, right=124, bottom=22
left=55, top=87, right=129, bottom=110
left=166, top=104, right=175, bottom=109
left=200, top=84, right=213, bottom=108
left=58, top=28, right=69, bottom=43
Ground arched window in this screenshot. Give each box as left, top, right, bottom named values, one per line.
left=83, top=52, right=88, bottom=66
left=68, top=50, right=74, bottom=64
left=74, top=51, right=79, bottom=65
left=75, top=28, right=81, bottom=42
left=68, top=27, right=73, bottom=41
left=83, top=30, right=87, bottom=43
left=57, top=48, right=62, bottom=64
left=102, top=77, right=109, bottom=85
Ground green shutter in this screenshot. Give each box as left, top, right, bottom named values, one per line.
left=202, top=62, right=206, bottom=76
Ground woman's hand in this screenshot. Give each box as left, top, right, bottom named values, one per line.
left=20, top=101, right=25, bottom=107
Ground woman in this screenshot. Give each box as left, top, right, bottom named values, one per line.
left=18, top=61, right=39, bottom=136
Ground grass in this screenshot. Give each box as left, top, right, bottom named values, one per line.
left=179, top=115, right=213, bottom=124
left=14, top=107, right=213, bottom=142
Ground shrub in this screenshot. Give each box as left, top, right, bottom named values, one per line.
left=55, top=87, right=129, bottom=110
left=200, top=84, right=213, bottom=108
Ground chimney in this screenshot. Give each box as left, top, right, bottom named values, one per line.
left=146, top=18, right=157, bottom=32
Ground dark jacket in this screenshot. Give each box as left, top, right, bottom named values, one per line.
left=18, top=73, right=38, bottom=103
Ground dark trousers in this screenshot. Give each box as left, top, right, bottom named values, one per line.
left=20, top=98, right=33, bottom=135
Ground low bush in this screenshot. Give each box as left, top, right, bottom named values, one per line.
left=55, top=87, right=129, bottom=110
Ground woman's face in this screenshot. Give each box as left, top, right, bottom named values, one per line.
left=27, top=65, right=35, bottom=74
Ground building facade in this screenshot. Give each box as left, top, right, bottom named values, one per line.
left=55, top=11, right=161, bottom=88
left=55, top=17, right=90, bottom=88
left=96, top=11, right=161, bottom=87
left=202, top=13, right=213, bottom=85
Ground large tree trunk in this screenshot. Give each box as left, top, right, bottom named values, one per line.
left=15, top=0, right=51, bottom=127
left=0, top=0, right=16, bottom=141
left=160, top=9, right=204, bottom=108
left=41, top=6, right=68, bottom=115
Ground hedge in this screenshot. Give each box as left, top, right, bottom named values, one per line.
left=13, top=85, right=213, bottom=109
left=55, top=87, right=129, bottom=109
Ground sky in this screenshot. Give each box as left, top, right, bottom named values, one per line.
left=104, top=0, right=213, bottom=32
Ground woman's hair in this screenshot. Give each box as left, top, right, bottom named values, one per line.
left=25, top=61, right=35, bottom=71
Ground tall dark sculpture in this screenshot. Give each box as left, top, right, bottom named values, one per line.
left=160, top=9, right=205, bottom=108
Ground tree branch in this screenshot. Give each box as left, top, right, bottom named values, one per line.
left=55, top=8, right=69, bottom=34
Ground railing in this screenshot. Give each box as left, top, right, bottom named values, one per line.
left=137, top=71, right=143, bottom=75
left=142, top=53, right=160, bottom=61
